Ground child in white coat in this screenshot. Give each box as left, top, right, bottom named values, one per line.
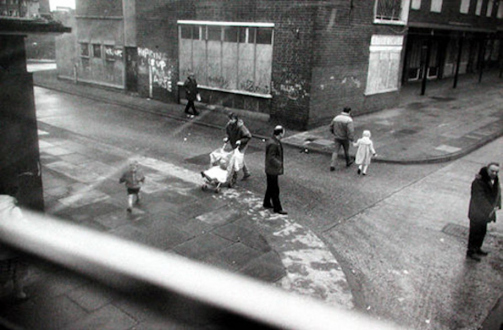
left=353, top=130, right=377, bottom=175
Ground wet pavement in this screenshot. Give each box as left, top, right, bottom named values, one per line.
left=32, top=63, right=503, bottom=164
left=0, top=62, right=499, bottom=329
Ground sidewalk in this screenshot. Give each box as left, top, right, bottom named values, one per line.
left=0, top=65, right=354, bottom=329
left=32, top=65, right=503, bottom=164
left=285, top=71, right=503, bottom=164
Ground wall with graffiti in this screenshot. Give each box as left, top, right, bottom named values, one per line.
left=138, top=47, right=176, bottom=99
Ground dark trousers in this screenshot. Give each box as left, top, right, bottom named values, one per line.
left=264, top=174, right=282, bottom=212
left=184, top=100, right=198, bottom=115
left=467, top=221, right=487, bottom=253
left=331, top=138, right=351, bottom=167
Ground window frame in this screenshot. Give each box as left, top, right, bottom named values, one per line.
left=79, top=42, right=90, bottom=58
left=374, top=0, right=411, bottom=25
left=92, top=43, right=102, bottom=59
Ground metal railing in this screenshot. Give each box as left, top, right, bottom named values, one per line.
left=0, top=209, right=403, bottom=330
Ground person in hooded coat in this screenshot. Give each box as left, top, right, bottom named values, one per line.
left=353, top=130, right=377, bottom=176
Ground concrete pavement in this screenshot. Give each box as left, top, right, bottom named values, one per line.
left=32, top=63, right=503, bottom=165
left=0, top=114, right=353, bottom=328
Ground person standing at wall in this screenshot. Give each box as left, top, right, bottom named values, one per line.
left=466, top=162, right=501, bottom=261
left=224, top=112, right=252, bottom=180
left=183, top=72, right=200, bottom=117
left=329, top=107, right=355, bottom=171
left=263, top=125, right=287, bottom=215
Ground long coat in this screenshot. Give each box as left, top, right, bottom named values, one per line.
left=183, top=77, right=198, bottom=101
left=265, top=136, right=283, bottom=176
left=354, top=137, right=376, bottom=165
left=468, top=167, right=501, bottom=224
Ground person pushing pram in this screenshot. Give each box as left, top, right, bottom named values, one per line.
left=201, top=140, right=245, bottom=193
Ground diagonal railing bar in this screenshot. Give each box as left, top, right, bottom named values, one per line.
left=0, top=210, right=403, bottom=330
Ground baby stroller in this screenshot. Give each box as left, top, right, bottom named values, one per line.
left=201, top=142, right=244, bottom=193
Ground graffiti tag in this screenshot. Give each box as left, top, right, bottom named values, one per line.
left=138, top=47, right=173, bottom=92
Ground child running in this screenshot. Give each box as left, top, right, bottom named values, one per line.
left=119, top=160, right=145, bottom=213
left=353, top=130, right=377, bottom=176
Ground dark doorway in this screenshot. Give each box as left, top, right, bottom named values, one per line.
left=125, top=47, right=138, bottom=92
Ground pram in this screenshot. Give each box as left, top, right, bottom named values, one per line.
left=201, top=142, right=244, bottom=193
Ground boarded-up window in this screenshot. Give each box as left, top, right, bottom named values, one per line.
left=365, top=35, right=403, bottom=95
left=460, top=0, right=470, bottom=13
left=178, top=21, right=273, bottom=95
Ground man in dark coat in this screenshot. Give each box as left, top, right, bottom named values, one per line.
left=263, top=126, right=287, bottom=215
left=183, top=72, right=199, bottom=117
left=225, top=112, right=252, bottom=180
left=467, top=162, right=501, bottom=261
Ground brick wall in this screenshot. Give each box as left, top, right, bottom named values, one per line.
left=308, top=1, right=401, bottom=128
left=135, top=0, right=319, bottom=129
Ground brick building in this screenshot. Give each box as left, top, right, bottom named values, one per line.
left=56, top=0, right=503, bottom=129
left=0, top=7, right=70, bottom=211
left=404, top=0, right=503, bottom=85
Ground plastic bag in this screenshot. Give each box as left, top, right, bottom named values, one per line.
left=196, top=93, right=201, bottom=102
left=233, top=149, right=244, bottom=171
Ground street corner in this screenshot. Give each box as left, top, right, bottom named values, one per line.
left=218, top=189, right=354, bottom=309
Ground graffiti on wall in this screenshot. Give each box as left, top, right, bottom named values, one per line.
left=138, top=47, right=174, bottom=92
left=104, top=46, right=123, bottom=61
left=272, top=70, right=310, bottom=108
left=239, top=79, right=270, bottom=95
left=207, top=75, right=229, bottom=89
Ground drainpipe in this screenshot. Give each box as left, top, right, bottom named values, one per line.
left=453, top=33, right=464, bottom=89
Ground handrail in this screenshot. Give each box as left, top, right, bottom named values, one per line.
left=0, top=209, right=403, bottom=330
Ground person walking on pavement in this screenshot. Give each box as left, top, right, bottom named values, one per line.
left=466, top=162, right=501, bottom=261
left=353, top=130, right=377, bottom=176
left=263, top=125, right=287, bottom=215
left=183, top=72, right=200, bottom=117
left=329, top=107, right=355, bottom=171
left=224, top=112, right=252, bottom=180
left=119, top=160, right=145, bottom=213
